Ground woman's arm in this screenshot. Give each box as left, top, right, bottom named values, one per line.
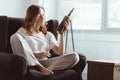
left=52, top=19, right=70, bottom=55
left=52, top=33, right=65, bottom=55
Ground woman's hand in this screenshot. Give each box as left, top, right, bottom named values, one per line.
left=34, top=52, right=51, bottom=59
left=62, top=18, right=70, bottom=32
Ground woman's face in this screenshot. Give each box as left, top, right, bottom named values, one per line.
left=33, top=8, right=45, bottom=31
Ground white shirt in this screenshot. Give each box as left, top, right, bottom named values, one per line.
left=18, top=27, right=58, bottom=53
left=10, top=27, right=58, bottom=66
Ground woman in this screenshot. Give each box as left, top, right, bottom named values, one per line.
left=10, top=5, right=79, bottom=75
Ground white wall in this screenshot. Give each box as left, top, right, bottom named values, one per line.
left=0, top=0, right=29, bottom=18
left=70, top=31, right=120, bottom=61
left=0, top=0, right=41, bottom=18
left=0, top=0, right=57, bottom=19
left=66, top=31, right=120, bottom=75
left=81, top=32, right=120, bottom=74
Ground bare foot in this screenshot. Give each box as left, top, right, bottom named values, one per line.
left=41, top=67, right=54, bottom=75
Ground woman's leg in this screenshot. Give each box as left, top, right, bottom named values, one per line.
left=39, top=53, right=79, bottom=70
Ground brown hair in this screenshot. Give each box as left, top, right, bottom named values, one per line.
left=23, top=5, right=47, bottom=35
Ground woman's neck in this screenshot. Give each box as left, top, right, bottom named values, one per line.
left=32, top=31, right=45, bottom=38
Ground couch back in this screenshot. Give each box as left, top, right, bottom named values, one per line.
left=0, top=16, right=58, bottom=53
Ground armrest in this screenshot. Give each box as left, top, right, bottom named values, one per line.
left=72, top=53, right=86, bottom=72
left=0, top=53, right=27, bottom=79
left=72, top=53, right=87, bottom=80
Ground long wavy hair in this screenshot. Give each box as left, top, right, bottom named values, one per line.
left=23, top=5, right=47, bottom=35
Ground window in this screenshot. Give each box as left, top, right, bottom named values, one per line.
left=57, top=0, right=102, bottom=30
left=57, top=0, right=120, bottom=30
left=108, top=0, right=120, bottom=28
left=72, top=0, right=102, bottom=30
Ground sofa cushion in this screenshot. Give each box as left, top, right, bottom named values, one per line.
left=0, top=53, right=15, bottom=73
left=0, top=16, right=8, bottom=52
left=26, top=70, right=54, bottom=80
left=47, top=20, right=58, bottom=39
left=0, top=73, right=12, bottom=80
left=7, top=17, right=23, bottom=53
left=53, top=70, right=78, bottom=80
left=26, top=69, right=78, bottom=80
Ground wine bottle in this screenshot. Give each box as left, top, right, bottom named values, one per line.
left=56, top=8, right=74, bottom=34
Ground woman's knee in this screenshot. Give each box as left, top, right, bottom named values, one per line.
left=65, top=53, right=80, bottom=64
left=71, top=53, right=79, bottom=63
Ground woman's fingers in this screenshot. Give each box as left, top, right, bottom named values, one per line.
left=43, top=52, right=51, bottom=57
left=63, top=19, right=70, bottom=30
